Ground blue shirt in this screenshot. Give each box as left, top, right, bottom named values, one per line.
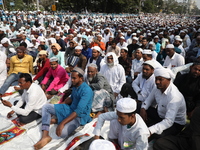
left=82, top=48, right=92, bottom=60
left=54, top=82, right=93, bottom=125
left=155, top=42, right=161, bottom=53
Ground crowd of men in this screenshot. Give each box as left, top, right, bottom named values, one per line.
left=0, top=10, right=200, bottom=149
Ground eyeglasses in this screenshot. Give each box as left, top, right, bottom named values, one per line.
left=107, top=58, right=113, bottom=60
left=39, top=55, right=42, bottom=56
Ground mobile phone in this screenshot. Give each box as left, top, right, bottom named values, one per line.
left=0, top=97, right=3, bottom=101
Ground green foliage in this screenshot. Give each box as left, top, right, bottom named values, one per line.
left=0, top=0, right=199, bottom=15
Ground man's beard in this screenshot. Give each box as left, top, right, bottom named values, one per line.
left=107, top=62, right=114, bottom=68
left=88, top=77, right=93, bottom=82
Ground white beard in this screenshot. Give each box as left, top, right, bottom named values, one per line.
left=107, top=62, right=114, bottom=68
left=88, top=77, right=93, bottom=82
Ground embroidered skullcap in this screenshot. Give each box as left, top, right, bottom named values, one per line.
left=116, top=98, right=137, bottom=113
left=50, top=57, right=58, bottom=62
left=73, top=67, right=85, bottom=76
left=143, top=49, right=152, bottom=54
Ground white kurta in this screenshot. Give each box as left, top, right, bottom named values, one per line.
left=131, top=58, right=143, bottom=79
left=100, top=64, right=125, bottom=94
left=163, top=53, right=185, bottom=68
left=93, top=112, right=150, bottom=150
left=141, top=82, right=186, bottom=135
left=132, top=73, right=156, bottom=102
left=0, top=51, right=7, bottom=88
left=11, top=83, right=47, bottom=116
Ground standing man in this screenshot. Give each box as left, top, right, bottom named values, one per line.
left=0, top=46, right=33, bottom=97
left=34, top=67, right=93, bottom=149
left=2, top=73, right=47, bottom=125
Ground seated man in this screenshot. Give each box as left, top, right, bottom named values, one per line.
left=87, top=46, right=105, bottom=71
left=163, top=44, right=185, bottom=68
left=0, top=46, right=34, bottom=97
left=34, top=67, right=93, bottom=149
left=85, top=63, right=114, bottom=114
left=41, top=57, right=69, bottom=94
left=33, top=50, right=50, bottom=83
left=0, top=51, right=7, bottom=88
left=2, top=73, right=47, bottom=125
left=140, top=68, right=186, bottom=140
left=154, top=106, right=200, bottom=150
left=174, top=61, right=200, bottom=119
left=100, top=52, right=126, bottom=99
left=120, top=60, right=156, bottom=104
left=131, top=48, right=143, bottom=79
left=72, top=45, right=87, bottom=70
left=93, top=98, right=150, bottom=150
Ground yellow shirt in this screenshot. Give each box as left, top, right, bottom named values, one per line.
left=8, top=54, right=34, bottom=75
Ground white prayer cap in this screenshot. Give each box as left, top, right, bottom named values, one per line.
left=89, top=139, right=115, bottom=150
left=143, top=49, right=152, bottom=54
left=166, top=44, right=174, bottom=49
left=92, top=46, right=101, bottom=52
left=159, top=32, right=163, bottom=34
left=55, top=34, right=60, bottom=37
left=175, top=38, right=182, bottom=42
left=137, top=48, right=143, bottom=53
left=50, top=57, right=58, bottom=62
left=0, top=28, right=4, bottom=32
left=97, top=34, right=102, bottom=38
left=1, top=38, right=9, bottom=44
left=40, top=38, right=46, bottom=42
left=116, top=98, right=137, bottom=113
left=132, top=37, right=138, bottom=41
left=149, top=41, right=154, bottom=45
left=75, top=45, right=83, bottom=50
left=77, top=34, right=82, bottom=38
left=147, top=33, right=152, bottom=36
left=105, top=27, right=110, bottom=30
left=175, top=35, right=181, bottom=39
left=180, top=30, right=185, bottom=33
left=154, top=68, right=175, bottom=79
left=121, top=47, right=128, bottom=51
left=154, top=35, right=159, bottom=39
left=143, top=60, right=156, bottom=69
left=31, top=37, right=36, bottom=40
left=120, top=36, right=125, bottom=40
left=132, top=33, right=136, bottom=36
left=136, top=30, right=140, bottom=33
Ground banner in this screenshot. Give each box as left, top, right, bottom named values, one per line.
left=0, top=0, right=3, bottom=5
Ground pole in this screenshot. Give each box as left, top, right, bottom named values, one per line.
left=2, top=0, right=5, bottom=10
left=36, top=0, right=39, bottom=11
